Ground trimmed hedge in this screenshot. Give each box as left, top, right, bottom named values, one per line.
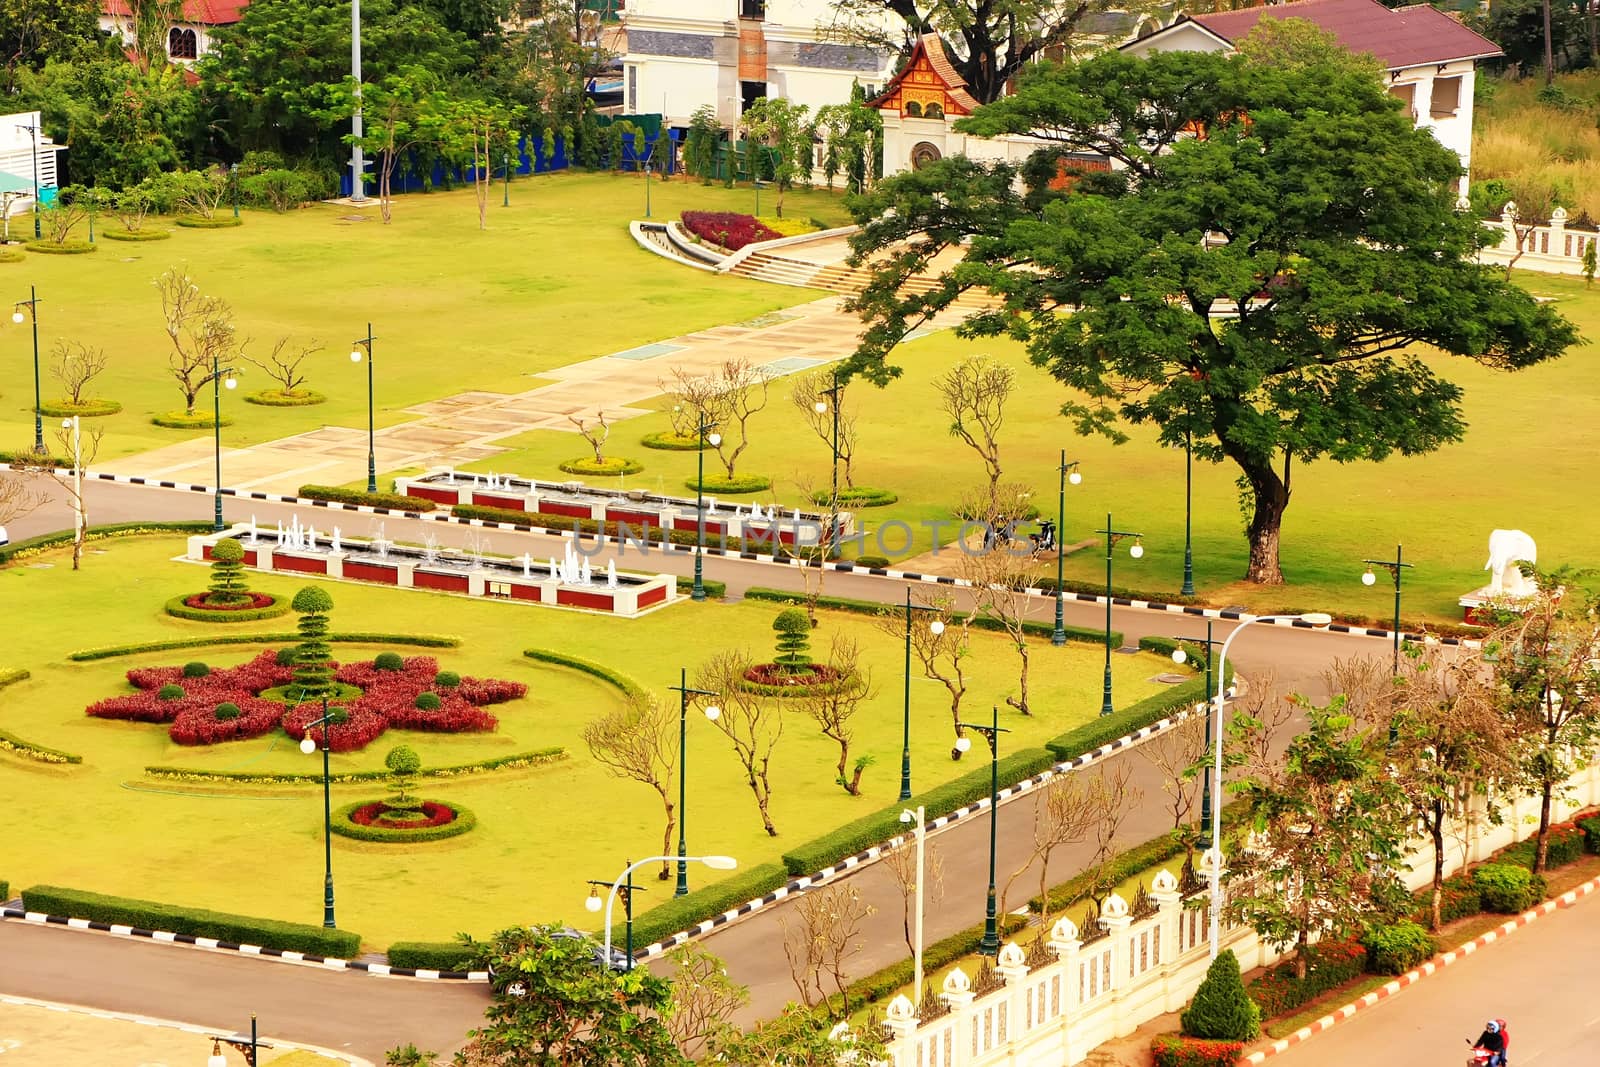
left=245, top=389, right=326, bottom=407
left=100, top=227, right=172, bottom=242
left=145, top=746, right=566, bottom=784
left=298, top=484, right=435, bottom=511
left=331, top=798, right=476, bottom=842
left=1152, top=1035, right=1245, bottom=1067
left=1413, top=872, right=1483, bottom=926
left=25, top=240, right=97, bottom=255
left=811, top=487, right=898, bottom=508
left=1362, top=920, right=1437, bottom=976
left=1579, top=814, right=1600, bottom=854
left=1497, top=823, right=1586, bottom=871
left=0, top=449, right=71, bottom=467
left=641, top=431, right=710, bottom=451
left=626, top=862, right=791, bottom=949
left=0, top=727, right=83, bottom=764
left=0, top=521, right=214, bottom=566
left=70, top=632, right=461, bottom=661
left=175, top=215, right=243, bottom=228
left=164, top=593, right=291, bottom=623
left=522, top=648, right=645, bottom=698
left=684, top=474, right=772, bottom=494
left=1031, top=574, right=1200, bottom=607
left=0, top=668, right=27, bottom=690
left=153, top=411, right=232, bottom=429
left=20, top=885, right=361, bottom=957
left=1044, top=675, right=1223, bottom=763
left=1245, top=939, right=1366, bottom=1018
left=741, top=587, right=1116, bottom=648
left=559, top=456, right=644, bottom=476
left=454, top=503, right=800, bottom=558
left=1473, top=863, right=1545, bottom=913
left=38, top=399, right=122, bottom=417
left=674, top=576, right=727, bottom=599
left=0, top=880, right=8, bottom=901
left=388, top=940, right=475, bottom=971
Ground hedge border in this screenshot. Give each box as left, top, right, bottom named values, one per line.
left=146, top=746, right=566, bottom=785
left=1, top=659, right=84, bottom=762
left=244, top=389, right=326, bottom=407
left=299, top=484, right=434, bottom=511
left=674, top=576, right=727, bottom=599
left=163, top=593, right=292, bottom=623
left=37, top=399, right=122, bottom=417
left=25, top=240, right=97, bottom=255
left=330, top=798, right=476, bottom=842
left=683, top=475, right=772, bottom=494
left=741, top=587, right=1117, bottom=648
left=522, top=648, right=645, bottom=698
left=388, top=940, right=475, bottom=970
left=558, top=457, right=644, bottom=476
left=99, top=227, right=172, bottom=242
left=153, top=412, right=232, bottom=429
left=174, top=215, right=243, bottom=228
left=640, top=431, right=710, bottom=451
left=19, top=884, right=360, bottom=958
left=70, top=632, right=461, bottom=661
left=0, top=521, right=214, bottom=566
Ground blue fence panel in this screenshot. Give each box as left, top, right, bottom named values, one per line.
left=337, top=133, right=569, bottom=198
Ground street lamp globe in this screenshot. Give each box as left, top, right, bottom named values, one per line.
left=60, top=418, right=70, bottom=429
left=1171, top=647, right=1188, bottom=665
left=10, top=310, right=21, bottom=324
left=899, top=809, right=914, bottom=824
left=584, top=889, right=603, bottom=913
left=1068, top=470, right=1082, bottom=485
left=1361, top=568, right=1377, bottom=586
left=350, top=349, right=363, bottom=362
left=1129, top=541, right=1144, bottom=559
left=929, top=619, right=945, bottom=636
left=224, top=376, right=237, bottom=390
left=814, top=400, right=827, bottom=414
left=707, top=432, right=722, bottom=447
left=954, top=736, right=972, bottom=754
left=704, top=704, right=721, bottom=722
left=299, top=736, right=316, bottom=755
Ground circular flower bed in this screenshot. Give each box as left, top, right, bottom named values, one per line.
left=558, top=456, right=644, bottom=476
left=164, top=592, right=291, bottom=623
left=100, top=228, right=172, bottom=242
left=39, top=398, right=122, bottom=418
left=244, top=389, right=327, bottom=407
left=641, top=431, right=711, bottom=451
left=738, top=662, right=853, bottom=697
left=175, top=215, right=243, bottom=228
left=810, top=486, right=899, bottom=508
left=683, top=474, right=773, bottom=494
left=25, top=240, right=97, bottom=255
left=153, top=411, right=233, bottom=429
left=331, top=798, right=476, bottom=842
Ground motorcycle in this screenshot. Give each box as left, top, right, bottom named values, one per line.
left=1464, top=1019, right=1510, bottom=1067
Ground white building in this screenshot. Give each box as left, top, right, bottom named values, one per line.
left=0, top=112, right=64, bottom=219
left=1122, top=0, right=1501, bottom=195
left=622, top=0, right=899, bottom=128
left=99, top=0, right=247, bottom=63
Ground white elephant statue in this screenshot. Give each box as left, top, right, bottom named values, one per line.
left=1485, top=529, right=1538, bottom=596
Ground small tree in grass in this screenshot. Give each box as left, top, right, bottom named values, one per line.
left=207, top=538, right=251, bottom=604
left=1585, top=239, right=1597, bottom=288
left=290, top=585, right=335, bottom=699
left=772, top=608, right=813, bottom=671
left=1180, top=949, right=1260, bottom=1040
left=385, top=744, right=422, bottom=811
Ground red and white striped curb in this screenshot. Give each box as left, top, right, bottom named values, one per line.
left=1243, top=873, right=1600, bottom=1063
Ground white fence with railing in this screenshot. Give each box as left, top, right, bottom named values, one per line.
left=871, top=760, right=1600, bottom=1067
left=1478, top=203, right=1599, bottom=276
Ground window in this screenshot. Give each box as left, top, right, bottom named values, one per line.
left=739, top=0, right=765, bottom=18
left=626, top=64, right=637, bottom=112
left=924, top=101, right=945, bottom=119
left=168, top=27, right=197, bottom=59
left=1388, top=82, right=1416, bottom=119
left=904, top=100, right=923, bottom=117
left=911, top=141, right=942, bottom=169
left=739, top=79, right=765, bottom=114
left=1431, top=75, right=1462, bottom=118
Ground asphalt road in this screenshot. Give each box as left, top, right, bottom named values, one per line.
left=0, top=477, right=1394, bottom=1049
left=1270, top=889, right=1600, bottom=1066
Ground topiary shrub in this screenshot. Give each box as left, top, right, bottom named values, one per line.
left=1473, top=863, right=1544, bottom=913
left=374, top=651, right=405, bottom=671
left=275, top=647, right=297, bottom=667
left=434, top=669, right=460, bottom=688
left=182, top=661, right=210, bottom=678
left=1362, top=920, right=1437, bottom=975
left=1180, top=948, right=1260, bottom=1041
left=206, top=539, right=251, bottom=605
left=214, top=702, right=240, bottom=721
left=157, top=684, right=185, bottom=700
left=385, top=744, right=423, bottom=812
left=290, top=585, right=335, bottom=698
left=772, top=608, right=813, bottom=670
left=415, top=692, right=442, bottom=711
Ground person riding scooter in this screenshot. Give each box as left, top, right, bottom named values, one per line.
left=1471, top=1019, right=1508, bottom=1067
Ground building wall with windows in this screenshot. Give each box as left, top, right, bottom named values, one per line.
left=99, top=0, right=248, bottom=62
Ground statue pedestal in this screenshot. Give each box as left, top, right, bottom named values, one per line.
left=1459, top=585, right=1538, bottom=624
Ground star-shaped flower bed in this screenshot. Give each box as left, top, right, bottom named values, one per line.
left=85, top=650, right=526, bottom=752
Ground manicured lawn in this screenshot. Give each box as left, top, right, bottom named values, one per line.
left=0, top=534, right=1167, bottom=948
left=0, top=171, right=850, bottom=461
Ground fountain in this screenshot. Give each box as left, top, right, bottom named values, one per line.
left=606, top=559, right=617, bottom=588
left=421, top=533, right=440, bottom=566
left=522, top=553, right=532, bottom=578
left=331, top=527, right=342, bottom=554
left=248, top=517, right=259, bottom=545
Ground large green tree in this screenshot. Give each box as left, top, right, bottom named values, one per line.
left=841, top=50, right=1580, bottom=583
left=0, top=0, right=100, bottom=92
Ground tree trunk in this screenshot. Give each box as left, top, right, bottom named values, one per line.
left=844, top=761, right=866, bottom=796
left=1240, top=455, right=1290, bottom=584
left=834, top=738, right=853, bottom=794
left=750, top=775, right=778, bottom=836
left=1535, top=781, right=1554, bottom=872
left=1544, top=0, right=1556, bottom=85
left=658, top=797, right=676, bottom=880
left=183, top=386, right=200, bottom=417
left=1005, top=641, right=1031, bottom=715
left=1430, top=806, right=1446, bottom=931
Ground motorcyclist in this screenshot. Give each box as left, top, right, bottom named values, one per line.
left=1473, top=1019, right=1507, bottom=1066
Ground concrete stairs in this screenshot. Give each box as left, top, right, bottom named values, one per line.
left=728, top=250, right=997, bottom=311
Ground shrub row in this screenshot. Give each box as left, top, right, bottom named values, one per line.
left=741, top=587, right=1116, bottom=648
left=0, top=521, right=214, bottom=566
left=331, top=799, right=476, bottom=842
left=1473, top=863, right=1546, bottom=913
left=626, top=862, right=792, bottom=950
left=452, top=503, right=805, bottom=558
left=387, top=940, right=476, bottom=971
left=674, top=576, right=727, bottom=599
left=1245, top=939, right=1367, bottom=1018
left=163, top=593, right=291, bottom=623
left=0, top=450, right=71, bottom=468
left=70, top=632, right=461, bottom=661
left=1579, top=814, right=1600, bottom=854
left=1029, top=575, right=1200, bottom=606
left=1044, top=675, right=1223, bottom=763
left=1152, top=1036, right=1246, bottom=1067
left=298, top=484, right=435, bottom=511
left=0, top=728, right=84, bottom=764
left=1495, top=823, right=1587, bottom=871
left=522, top=649, right=645, bottom=698
left=1361, top=920, right=1437, bottom=976
left=145, top=747, right=566, bottom=784
left=20, top=885, right=361, bottom=958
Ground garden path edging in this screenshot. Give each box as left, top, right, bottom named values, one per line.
left=1241, top=873, right=1600, bottom=1064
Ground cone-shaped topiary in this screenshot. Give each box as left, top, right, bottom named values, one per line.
left=385, top=744, right=422, bottom=810
left=206, top=538, right=251, bottom=605
left=290, top=585, right=335, bottom=699
left=1180, top=948, right=1260, bottom=1041
left=772, top=607, right=813, bottom=671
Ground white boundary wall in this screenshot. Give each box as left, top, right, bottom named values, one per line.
left=1478, top=204, right=1600, bottom=277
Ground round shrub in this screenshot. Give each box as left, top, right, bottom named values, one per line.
left=25, top=240, right=97, bottom=255
left=1473, top=862, right=1544, bottom=913
left=38, top=399, right=122, bottom=417
left=772, top=608, right=813, bottom=668
left=327, top=706, right=350, bottom=726
left=415, top=691, right=442, bottom=711
left=684, top=474, right=772, bottom=495
left=291, top=585, right=335, bottom=614
left=276, top=647, right=298, bottom=667
left=157, top=684, right=185, bottom=700
left=1362, top=920, right=1437, bottom=975
left=811, top=486, right=899, bottom=508
left=182, top=661, right=210, bottom=678
left=210, top=538, right=245, bottom=564
left=853, top=555, right=892, bottom=568
left=244, top=389, right=327, bottom=407
left=1180, top=948, right=1259, bottom=1040
left=374, top=651, right=405, bottom=671
left=641, top=431, right=710, bottom=451
left=214, top=702, right=240, bottom=721
left=153, top=411, right=233, bottom=429
left=100, top=228, right=172, bottom=242
left=559, top=456, right=644, bottom=476
left=174, top=215, right=243, bottom=228
left=434, top=670, right=461, bottom=688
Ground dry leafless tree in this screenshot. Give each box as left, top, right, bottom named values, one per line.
left=883, top=833, right=944, bottom=960
left=242, top=336, right=323, bottom=398
left=566, top=410, right=611, bottom=463
left=663, top=944, right=748, bottom=1060
left=581, top=690, right=679, bottom=880
left=49, top=341, right=110, bottom=407
left=668, top=358, right=771, bottom=480
left=875, top=592, right=978, bottom=759
left=1000, top=763, right=1137, bottom=924
left=696, top=649, right=785, bottom=836
left=934, top=355, right=1014, bottom=502
left=780, top=883, right=875, bottom=1015
left=795, top=635, right=877, bottom=795
left=155, top=268, right=246, bottom=416
left=790, top=369, right=858, bottom=488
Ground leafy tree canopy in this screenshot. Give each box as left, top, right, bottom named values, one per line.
left=841, top=49, right=1580, bottom=583
left=0, top=0, right=102, bottom=92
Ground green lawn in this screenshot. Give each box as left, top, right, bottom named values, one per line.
left=0, top=170, right=850, bottom=460
left=0, top=534, right=1167, bottom=948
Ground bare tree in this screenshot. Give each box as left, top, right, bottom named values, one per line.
left=1225, top=669, right=1291, bottom=786
left=962, top=527, right=1039, bottom=715
left=934, top=355, right=1014, bottom=501
left=875, top=592, right=978, bottom=758
left=581, top=691, right=679, bottom=880
left=0, top=471, right=45, bottom=530
left=669, top=358, right=771, bottom=480
left=1080, top=768, right=1143, bottom=917
left=1322, top=654, right=1401, bottom=733
left=664, top=944, right=748, bottom=1060
left=790, top=370, right=858, bottom=488
left=40, top=190, right=89, bottom=245
left=884, top=835, right=944, bottom=960
left=780, top=884, right=875, bottom=1015
left=1000, top=764, right=1137, bottom=924
left=155, top=268, right=246, bottom=416
left=795, top=635, right=877, bottom=795
left=1140, top=713, right=1208, bottom=833
left=49, top=342, right=109, bottom=408
left=567, top=410, right=611, bottom=463
left=242, top=336, right=323, bottom=398
left=48, top=421, right=104, bottom=571
left=696, top=649, right=784, bottom=836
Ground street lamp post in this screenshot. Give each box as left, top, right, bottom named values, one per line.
left=231, top=163, right=240, bottom=219
left=669, top=669, right=720, bottom=896
left=585, top=862, right=644, bottom=969
left=954, top=705, right=1009, bottom=955
left=1362, top=544, right=1413, bottom=676
left=587, top=855, right=736, bottom=966
left=691, top=415, right=722, bottom=601
left=900, top=588, right=945, bottom=800
left=206, top=1015, right=270, bottom=1066
left=62, top=415, right=82, bottom=550
left=643, top=152, right=652, bottom=218
left=897, top=805, right=927, bottom=1005
left=211, top=351, right=239, bottom=532
left=1181, top=429, right=1196, bottom=597
left=1096, top=514, right=1144, bottom=716
left=350, top=326, right=376, bottom=493
left=16, top=120, right=39, bottom=240
left=1206, top=611, right=1332, bottom=960
left=814, top=373, right=842, bottom=556
left=1168, top=622, right=1221, bottom=849
left=503, top=150, right=511, bottom=208
left=13, top=287, right=42, bottom=453
left=298, top=701, right=342, bottom=929
left=1052, top=452, right=1082, bottom=646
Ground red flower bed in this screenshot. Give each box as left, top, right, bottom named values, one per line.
left=350, top=801, right=457, bottom=829
left=85, top=649, right=525, bottom=751
left=182, top=592, right=277, bottom=611
left=1152, top=1035, right=1245, bottom=1067
left=741, top=662, right=843, bottom=687
left=681, top=210, right=781, bottom=251
left=1246, top=938, right=1366, bottom=1018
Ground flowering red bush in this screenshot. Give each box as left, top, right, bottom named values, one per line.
left=681, top=210, right=781, bottom=251
left=1151, top=1035, right=1245, bottom=1067
left=742, top=662, right=842, bottom=687
left=1245, top=939, right=1366, bottom=1018
left=85, top=649, right=524, bottom=750
left=350, top=801, right=457, bottom=829
left=183, top=592, right=277, bottom=611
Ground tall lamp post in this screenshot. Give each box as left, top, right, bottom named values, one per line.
left=587, top=855, right=735, bottom=967
left=897, top=805, right=928, bottom=1005
left=503, top=150, right=511, bottom=208
left=669, top=669, right=720, bottom=896
left=1206, top=611, right=1332, bottom=960
left=13, top=287, right=42, bottom=453
left=1051, top=452, right=1082, bottom=646
left=584, top=862, right=644, bottom=970
left=15, top=119, right=39, bottom=240
left=210, top=350, right=240, bottom=531
left=1362, top=544, right=1412, bottom=676
left=643, top=152, right=652, bottom=218
left=954, top=705, right=1009, bottom=955
left=1167, top=623, right=1221, bottom=849
left=814, top=372, right=842, bottom=556
left=298, top=700, right=342, bottom=929
left=1181, top=429, right=1196, bottom=597
left=62, top=415, right=83, bottom=551
left=899, top=588, right=945, bottom=800
left=691, top=415, right=722, bottom=601
left=1096, top=514, right=1144, bottom=716
left=350, top=325, right=376, bottom=494
left=230, top=163, right=240, bottom=219
left=206, top=1015, right=271, bottom=1066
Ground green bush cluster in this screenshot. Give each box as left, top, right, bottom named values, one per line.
left=674, top=576, right=727, bottom=598
left=1497, top=824, right=1587, bottom=870
left=0, top=728, right=83, bottom=764
left=522, top=648, right=644, bottom=697
left=275, top=647, right=298, bottom=666
left=414, top=692, right=442, bottom=711
left=434, top=670, right=460, bottom=688
left=330, top=799, right=475, bottom=843
left=145, top=747, right=566, bottom=784
left=182, top=662, right=210, bottom=678
left=20, top=885, right=361, bottom=957
left=1, top=879, right=8, bottom=901
left=853, top=555, right=892, bottom=568
left=70, top=632, right=460, bottom=661
left=1245, top=940, right=1366, bottom=1018
left=387, top=941, right=476, bottom=971
left=1473, top=863, right=1545, bottom=913
left=626, top=863, right=791, bottom=950
left=1412, top=872, right=1482, bottom=926
left=1579, top=815, right=1600, bottom=854
left=1181, top=949, right=1260, bottom=1040
left=297, top=484, right=436, bottom=511
left=374, top=651, right=405, bottom=670
left=1151, top=1035, right=1247, bottom=1067
left=1361, top=920, right=1438, bottom=976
